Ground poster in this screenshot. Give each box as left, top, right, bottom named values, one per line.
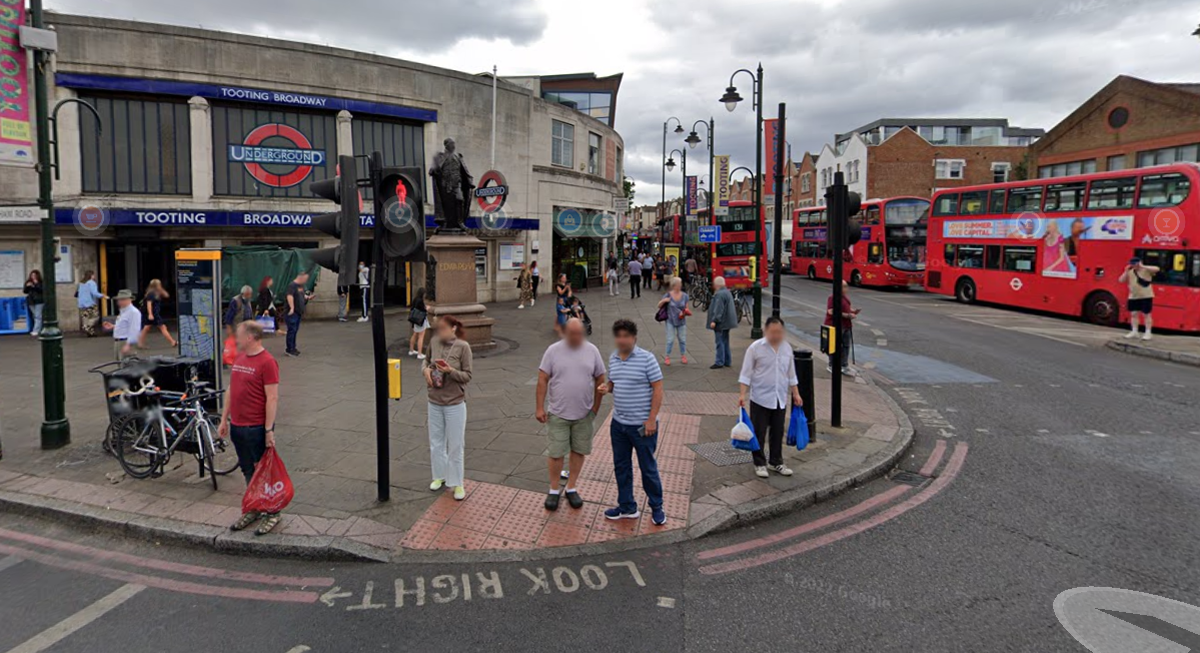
left=0, top=250, right=25, bottom=288
left=0, top=1, right=34, bottom=167
left=715, top=155, right=731, bottom=216
left=499, top=243, right=525, bottom=270
left=942, top=216, right=1132, bottom=242
left=175, top=250, right=221, bottom=390
left=763, top=119, right=780, bottom=200
left=685, top=176, right=698, bottom=217
left=55, top=244, right=73, bottom=283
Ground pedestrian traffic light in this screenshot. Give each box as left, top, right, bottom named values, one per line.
left=377, top=166, right=425, bottom=261
left=306, top=154, right=360, bottom=286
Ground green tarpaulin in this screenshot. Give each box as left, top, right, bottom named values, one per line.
left=220, top=246, right=320, bottom=307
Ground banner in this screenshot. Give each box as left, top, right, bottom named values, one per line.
left=685, top=175, right=698, bottom=217
left=715, top=155, right=731, bottom=216
left=941, top=216, right=1132, bottom=241
left=0, top=0, right=33, bottom=167
left=763, top=119, right=781, bottom=202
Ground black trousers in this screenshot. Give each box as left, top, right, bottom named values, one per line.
left=642, top=271, right=652, bottom=288
left=749, top=401, right=787, bottom=467
left=531, top=276, right=540, bottom=297
left=630, top=277, right=641, bottom=298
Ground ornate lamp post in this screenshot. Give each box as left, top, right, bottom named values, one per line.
left=719, top=64, right=765, bottom=338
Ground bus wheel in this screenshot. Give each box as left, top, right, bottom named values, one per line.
left=955, top=278, right=977, bottom=304
left=850, top=270, right=863, bottom=287
left=807, top=266, right=817, bottom=281
left=1084, top=291, right=1119, bottom=327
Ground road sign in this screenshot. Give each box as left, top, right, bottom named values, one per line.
left=698, top=225, right=722, bottom=243
left=0, top=206, right=45, bottom=223
left=613, top=198, right=629, bottom=212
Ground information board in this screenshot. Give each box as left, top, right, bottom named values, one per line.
left=0, top=251, right=26, bottom=289
left=175, top=250, right=222, bottom=390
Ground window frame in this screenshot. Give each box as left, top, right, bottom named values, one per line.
left=1006, top=186, right=1045, bottom=213
left=1044, top=182, right=1088, bottom=213
left=932, top=194, right=960, bottom=217
left=935, top=158, right=966, bottom=180
left=991, top=162, right=1011, bottom=184
left=1086, top=176, right=1137, bottom=210
left=551, top=119, right=575, bottom=168
left=1136, top=172, right=1192, bottom=209
left=79, top=93, right=193, bottom=195
left=1002, top=245, right=1038, bottom=274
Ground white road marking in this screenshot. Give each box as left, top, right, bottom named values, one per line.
left=1049, top=384, right=1061, bottom=388
left=286, top=647, right=312, bottom=653
left=1139, top=431, right=1153, bottom=435
left=976, top=428, right=989, bottom=433
left=7, top=583, right=145, bottom=653
left=1013, top=384, right=1024, bottom=388
left=657, top=597, right=677, bottom=609
left=0, top=556, right=22, bottom=574
left=876, top=339, right=888, bottom=347
left=1037, top=429, right=1050, bottom=434
left=871, top=329, right=885, bottom=337
left=1085, top=430, right=1110, bottom=438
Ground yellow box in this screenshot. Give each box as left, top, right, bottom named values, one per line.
left=388, top=358, right=402, bottom=399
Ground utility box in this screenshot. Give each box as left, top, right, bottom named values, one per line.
left=388, top=358, right=402, bottom=399
left=820, top=325, right=836, bottom=355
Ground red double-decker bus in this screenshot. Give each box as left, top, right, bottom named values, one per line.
left=710, top=200, right=769, bottom=290
left=925, top=163, right=1200, bottom=330
left=790, top=196, right=930, bottom=288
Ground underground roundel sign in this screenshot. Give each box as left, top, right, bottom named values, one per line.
left=474, top=170, right=509, bottom=214
left=228, top=123, right=327, bottom=188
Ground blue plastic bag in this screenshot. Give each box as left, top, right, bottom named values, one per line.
left=787, top=405, right=809, bottom=450
left=731, top=407, right=760, bottom=452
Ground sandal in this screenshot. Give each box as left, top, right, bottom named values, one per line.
left=254, top=513, right=281, bottom=536
left=230, top=512, right=260, bottom=531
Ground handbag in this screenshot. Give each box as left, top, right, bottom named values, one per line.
left=255, top=315, right=276, bottom=334
left=787, top=405, right=809, bottom=450
left=655, top=305, right=669, bottom=322
left=730, top=407, right=760, bottom=452
left=408, top=305, right=428, bottom=325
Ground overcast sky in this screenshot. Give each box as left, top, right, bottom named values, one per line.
left=53, top=0, right=1200, bottom=207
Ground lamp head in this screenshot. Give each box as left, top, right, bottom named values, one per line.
left=665, top=158, right=676, bottom=172
left=720, top=86, right=743, bottom=112
left=685, top=131, right=701, bottom=149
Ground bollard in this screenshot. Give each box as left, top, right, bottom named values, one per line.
left=794, top=348, right=817, bottom=437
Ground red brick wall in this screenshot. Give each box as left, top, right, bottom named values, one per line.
left=606, top=138, right=617, bottom=182
left=867, top=129, right=1030, bottom=198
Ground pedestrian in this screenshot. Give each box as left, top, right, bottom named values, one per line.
left=1120, top=257, right=1160, bottom=340
left=656, top=258, right=670, bottom=291
left=738, top=316, right=802, bottom=479
left=23, top=269, right=45, bottom=337
left=76, top=270, right=106, bottom=337
left=530, top=260, right=541, bottom=300
left=516, top=263, right=534, bottom=309
left=554, top=290, right=571, bottom=336
left=596, top=319, right=667, bottom=524
left=357, top=262, right=371, bottom=322
left=642, top=253, right=654, bottom=289
left=684, top=256, right=697, bottom=286
left=256, top=276, right=276, bottom=317
left=424, top=315, right=473, bottom=501
left=824, top=281, right=860, bottom=374
left=137, top=279, right=177, bottom=349
left=336, top=283, right=350, bottom=322
left=555, top=273, right=570, bottom=300
left=627, top=256, right=643, bottom=299
left=224, top=285, right=255, bottom=329
left=535, top=317, right=606, bottom=510
left=606, top=251, right=618, bottom=273
left=658, top=277, right=690, bottom=366
left=407, top=287, right=430, bottom=359
left=103, top=289, right=141, bottom=360
left=707, top=276, right=738, bottom=369
left=284, top=271, right=312, bottom=357
left=606, top=265, right=619, bottom=296
left=218, top=320, right=283, bottom=536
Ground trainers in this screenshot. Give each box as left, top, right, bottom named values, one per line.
left=453, top=485, right=466, bottom=501
left=651, top=507, right=667, bottom=525
left=408, top=350, right=418, bottom=357
left=842, top=367, right=855, bottom=376
left=681, top=356, right=688, bottom=365
left=566, top=490, right=583, bottom=509
left=770, top=464, right=794, bottom=477
left=518, top=304, right=526, bottom=309
left=338, top=317, right=347, bottom=322
left=664, top=356, right=671, bottom=366
left=285, top=350, right=299, bottom=357
left=604, top=507, right=640, bottom=520
left=544, top=492, right=560, bottom=511
left=416, top=353, right=426, bottom=360
left=1142, top=333, right=1153, bottom=341
left=430, top=479, right=445, bottom=491
left=1124, top=331, right=1138, bottom=339
left=754, top=466, right=769, bottom=478
left=357, top=317, right=369, bottom=323
left=826, top=365, right=833, bottom=373
left=709, top=364, right=723, bottom=370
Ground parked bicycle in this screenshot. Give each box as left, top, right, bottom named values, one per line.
left=689, top=277, right=712, bottom=311
left=731, top=288, right=753, bottom=325
left=109, top=377, right=239, bottom=489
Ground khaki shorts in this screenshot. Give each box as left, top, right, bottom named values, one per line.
left=546, top=412, right=596, bottom=458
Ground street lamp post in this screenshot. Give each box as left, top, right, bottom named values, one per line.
left=665, top=148, right=685, bottom=248
left=684, top=119, right=715, bottom=256
left=662, top=118, right=684, bottom=228
left=720, top=64, right=765, bottom=338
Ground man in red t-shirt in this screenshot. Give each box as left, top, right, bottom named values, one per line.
left=217, top=320, right=281, bottom=535
left=824, top=281, right=860, bottom=374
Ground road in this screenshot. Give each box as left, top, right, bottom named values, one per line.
left=2, top=275, right=1198, bottom=652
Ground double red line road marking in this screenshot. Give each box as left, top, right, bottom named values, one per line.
left=0, top=527, right=333, bottom=603
left=695, top=440, right=968, bottom=575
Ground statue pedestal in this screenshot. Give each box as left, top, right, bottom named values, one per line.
left=426, top=233, right=496, bottom=350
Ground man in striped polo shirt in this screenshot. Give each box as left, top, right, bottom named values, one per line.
left=597, top=319, right=666, bottom=525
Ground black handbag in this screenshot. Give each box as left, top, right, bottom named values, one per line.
left=408, top=306, right=427, bottom=325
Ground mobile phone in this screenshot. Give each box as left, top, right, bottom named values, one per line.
left=435, top=359, right=449, bottom=367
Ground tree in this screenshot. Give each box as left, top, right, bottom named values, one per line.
left=623, top=177, right=635, bottom=202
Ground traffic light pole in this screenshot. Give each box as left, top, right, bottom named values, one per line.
left=828, top=170, right=846, bottom=428
left=369, top=151, right=391, bottom=502
left=771, top=102, right=786, bottom=319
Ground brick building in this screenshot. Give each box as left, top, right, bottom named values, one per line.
left=1031, top=75, right=1200, bottom=177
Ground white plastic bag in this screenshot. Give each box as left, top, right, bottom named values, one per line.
left=731, top=419, right=754, bottom=442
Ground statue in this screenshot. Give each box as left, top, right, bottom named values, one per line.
left=430, top=137, right=474, bottom=232
left=425, top=254, right=437, bottom=302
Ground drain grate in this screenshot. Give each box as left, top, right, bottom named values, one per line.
left=688, top=441, right=754, bottom=467
left=891, top=470, right=930, bottom=487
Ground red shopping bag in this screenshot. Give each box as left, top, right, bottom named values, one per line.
left=242, top=447, right=294, bottom=514
left=222, top=335, right=237, bottom=366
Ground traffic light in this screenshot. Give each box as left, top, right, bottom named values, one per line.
left=377, top=166, right=425, bottom=261
left=306, top=154, right=360, bottom=286
left=845, top=191, right=863, bottom=248
left=828, top=184, right=863, bottom=250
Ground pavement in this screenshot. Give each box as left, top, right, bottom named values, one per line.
left=0, top=281, right=910, bottom=562
left=1106, top=330, right=1200, bottom=366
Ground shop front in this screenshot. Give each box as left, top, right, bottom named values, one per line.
left=552, top=207, right=617, bottom=288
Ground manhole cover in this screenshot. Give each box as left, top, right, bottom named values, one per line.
left=891, top=470, right=930, bottom=487
left=688, top=441, right=753, bottom=467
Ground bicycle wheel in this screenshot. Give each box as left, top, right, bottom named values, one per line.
left=112, top=414, right=160, bottom=479
left=206, top=415, right=241, bottom=476
left=197, top=420, right=219, bottom=491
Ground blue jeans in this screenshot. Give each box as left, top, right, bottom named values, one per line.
left=714, top=329, right=731, bottom=366
left=610, top=419, right=663, bottom=514
left=665, top=322, right=687, bottom=356
left=361, top=286, right=370, bottom=318
left=337, top=293, right=348, bottom=320
left=428, top=402, right=467, bottom=487
left=285, top=314, right=301, bottom=352
left=230, top=424, right=267, bottom=485
left=29, top=303, right=44, bottom=333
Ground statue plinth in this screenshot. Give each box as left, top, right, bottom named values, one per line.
left=426, top=233, right=495, bottom=350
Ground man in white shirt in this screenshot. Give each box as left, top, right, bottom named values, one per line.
left=357, top=261, right=370, bottom=323
left=103, top=289, right=142, bottom=360
left=738, top=317, right=802, bottom=478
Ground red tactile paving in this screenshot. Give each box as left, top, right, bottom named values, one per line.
left=537, top=522, right=590, bottom=547
left=430, top=525, right=490, bottom=551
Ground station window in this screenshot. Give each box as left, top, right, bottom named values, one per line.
left=79, top=94, right=192, bottom=195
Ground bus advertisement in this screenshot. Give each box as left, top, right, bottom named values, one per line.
left=925, top=163, right=1200, bottom=331
left=711, top=200, right=769, bottom=290
left=790, top=196, right=930, bottom=288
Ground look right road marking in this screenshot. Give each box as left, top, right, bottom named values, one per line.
left=7, top=583, right=145, bottom=653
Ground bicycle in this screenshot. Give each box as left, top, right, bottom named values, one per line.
left=110, top=378, right=239, bottom=489
left=731, top=289, right=753, bottom=325
left=688, top=277, right=712, bottom=311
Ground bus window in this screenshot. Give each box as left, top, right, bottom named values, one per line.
left=1137, top=173, right=1192, bottom=208
left=984, top=245, right=1001, bottom=270
left=1003, top=246, right=1037, bottom=273
left=1007, top=186, right=1044, bottom=213
left=989, top=189, right=1006, bottom=214
left=863, top=206, right=881, bottom=225
left=943, top=243, right=956, bottom=266
left=1045, top=182, right=1087, bottom=212
left=933, top=194, right=959, bottom=216
left=957, top=245, right=983, bottom=268
left=817, top=210, right=828, bottom=227
left=868, top=242, right=884, bottom=264
left=1192, top=253, right=1200, bottom=288
left=1087, top=177, right=1137, bottom=210
left=960, top=191, right=988, bottom=215
left=1136, top=249, right=1191, bottom=286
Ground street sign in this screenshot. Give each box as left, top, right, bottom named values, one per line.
left=698, top=225, right=722, bottom=243
left=0, top=206, right=46, bottom=223
left=613, top=198, right=629, bottom=211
